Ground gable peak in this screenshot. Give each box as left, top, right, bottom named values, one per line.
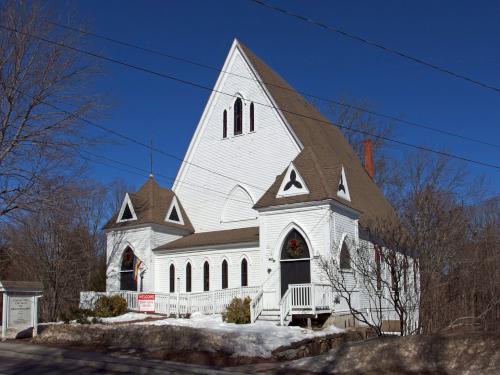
left=277, top=163, right=309, bottom=198
left=337, top=165, right=351, bottom=202
left=165, top=196, right=185, bottom=225
left=117, top=193, right=137, bottom=223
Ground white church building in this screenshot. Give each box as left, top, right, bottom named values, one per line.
left=101, top=39, right=398, bottom=325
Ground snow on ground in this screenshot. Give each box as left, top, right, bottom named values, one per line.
left=132, top=311, right=344, bottom=358
left=99, top=312, right=163, bottom=323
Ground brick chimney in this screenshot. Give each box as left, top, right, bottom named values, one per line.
left=362, top=139, right=375, bottom=179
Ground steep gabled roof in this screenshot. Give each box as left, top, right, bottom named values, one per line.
left=103, top=177, right=194, bottom=232
left=239, top=41, right=396, bottom=227
left=255, top=147, right=344, bottom=209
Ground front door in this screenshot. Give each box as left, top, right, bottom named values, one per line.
left=280, top=229, right=311, bottom=297
left=281, top=259, right=311, bottom=296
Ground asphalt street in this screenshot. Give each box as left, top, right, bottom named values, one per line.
left=0, top=341, right=256, bottom=375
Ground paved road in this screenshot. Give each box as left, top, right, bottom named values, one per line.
left=0, top=341, right=261, bottom=375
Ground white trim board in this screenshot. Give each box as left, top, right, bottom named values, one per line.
left=277, top=163, right=309, bottom=198
left=117, top=193, right=137, bottom=223
left=165, top=196, right=184, bottom=225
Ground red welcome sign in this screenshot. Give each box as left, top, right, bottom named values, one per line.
left=137, top=293, right=155, bottom=313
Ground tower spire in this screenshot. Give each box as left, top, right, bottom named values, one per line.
left=149, top=139, right=154, bottom=178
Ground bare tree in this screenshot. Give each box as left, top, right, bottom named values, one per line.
left=0, top=1, right=98, bottom=218
left=382, top=150, right=498, bottom=333
left=319, top=221, right=420, bottom=336
left=317, top=96, right=394, bottom=189
left=4, top=181, right=109, bottom=321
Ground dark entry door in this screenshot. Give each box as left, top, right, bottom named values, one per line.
left=280, top=259, right=311, bottom=297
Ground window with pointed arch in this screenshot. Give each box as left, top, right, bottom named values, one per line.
left=203, top=261, right=210, bottom=291
left=339, top=241, right=351, bottom=270
left=375, top=245, right=382, bottom=290
left=223, top=110, right=227, bottom=138
left=120, top=247, right=136, bottom=291
left=281, top=229, right=310, bottom=260
left=234, top=98, right=243, bottom=135
left=221, top=260, right=228, bottom=289
left=169, top=264, right=175, bottom=293
left=241, top=258, right=248, bottom=287
left=186, top=262, right=192, bottom=292
left=249, top=102, right=255, bottom=132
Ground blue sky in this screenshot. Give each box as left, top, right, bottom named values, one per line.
left=67, top=0, right=500, bottom=193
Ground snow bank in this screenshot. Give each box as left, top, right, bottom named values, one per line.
left=134, top=312, right=343, bottom=357
left=99, top=312, right=162, bottom=323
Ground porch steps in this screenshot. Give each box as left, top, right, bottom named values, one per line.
left=256, top=309, right=280, bottom=324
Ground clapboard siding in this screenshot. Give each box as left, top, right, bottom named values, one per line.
left=259, top=204, right=331, bottom=285
left=106, top=226, right=183, bottom=293
left=155, top=247, right=261, bottom=293
left=101, top=40, right=408, bottom=320
left=173, top=43, right=300, bottom=232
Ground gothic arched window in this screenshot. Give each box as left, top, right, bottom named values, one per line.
left=234, top=98, right=243, bottom=135
left=249, top=102, right=255, bottom=132
left=280, top=229, right=310, bottom=260
left=221, top=260, right=228, bottom=289
left=186, top=262, right=192, bottom=292
left=340, top=241, right=351, bottom=270
left=223, top=110, right=227, bottom=138
left=169, top=264, right=175, bottom=293
left=203, top=261, right=210, bottom=291
left=120, top=247, right=136, bottom=291
left=241, top=258, right=248, bottom=287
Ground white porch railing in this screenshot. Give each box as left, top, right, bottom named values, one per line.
left=278, top=283, right=357, bottom=325
left=81, top=286, right=260, bottom=316
left=288, top=283, right=335, bottom=313
left=279, top=288, right=292, bottom=326
left=250, top=288, right=264, bottom=323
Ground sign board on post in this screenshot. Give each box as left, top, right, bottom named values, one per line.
left=8, top=296, right=32, bottom=327
left=0, top=280, right=43, bottom=341
left=138, top=294, right=155, bottom=313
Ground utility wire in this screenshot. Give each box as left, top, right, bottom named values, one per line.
left=49, top=20, right=500, bottom=150
left=3, top=24, right=499, bottom=171
left=249, top=0, right=500, bottom=95
left=80, top=149, right=255, bottom=204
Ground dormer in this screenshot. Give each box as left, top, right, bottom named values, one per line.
left=103, top=177, right=194, bottom=233
left=276, top=163, right=309, bottom=198
left=117, top=193, right=137, bottom=223
left=336, top=166, right=351, bottom=202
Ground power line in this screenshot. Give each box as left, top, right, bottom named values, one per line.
left=80, top=149, right=255, bottom=204
left=49, top=20, right=500, bottom=150
left=81, top=151, right=332, bottom=235
left=249, top=0, right=500, bottom=95
left=3, top=24, right=500, bottom=171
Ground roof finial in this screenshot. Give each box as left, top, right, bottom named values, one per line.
left=149, top=139, right=154, bottom=178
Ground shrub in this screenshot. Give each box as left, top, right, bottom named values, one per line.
left=94, top=295, right=128, bottom=318
left=222, top=297, right=251, bottom=324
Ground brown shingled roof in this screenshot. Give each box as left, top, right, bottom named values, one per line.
left=103, top=177, right=194, bottom=232
left=154, top=227, right=259, bottom=251
left=255, top=148, right=346, bottom=209
left=239, top=41, right=396, bottom=227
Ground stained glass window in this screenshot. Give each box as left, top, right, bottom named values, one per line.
left=234, top=98, right=242, bottom=135
left=203, top=261, right=210, bottom=291
left=222, top=260, right=228, bottom=289
left=223, top=110, right=227, bottom=138
left=241, top=258, right=248, bottom=287
left=281, top=229, right=310, bottom=260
